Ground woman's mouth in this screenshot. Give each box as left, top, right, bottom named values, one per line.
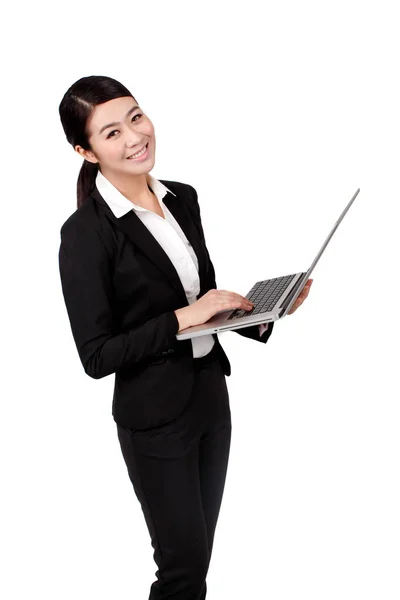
left=126, top=143, right=149, bottom=161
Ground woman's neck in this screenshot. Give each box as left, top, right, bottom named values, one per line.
left=99, top=169, right=154, bottom=207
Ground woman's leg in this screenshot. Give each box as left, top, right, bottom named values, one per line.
left=117, top=423, right=208, bottom=599
left=197, top=359, right=232, bottom=600
left=116, top=356, right=231, bottom=600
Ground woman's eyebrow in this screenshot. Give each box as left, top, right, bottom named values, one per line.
left=99, top=105, right=140, bottom=135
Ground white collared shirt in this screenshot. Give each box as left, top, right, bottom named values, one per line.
left=95, top=169, right=268, bottom=358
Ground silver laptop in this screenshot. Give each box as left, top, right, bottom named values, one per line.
left=176, top=188, right=360, bottom=340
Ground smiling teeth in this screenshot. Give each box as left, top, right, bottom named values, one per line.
left=128, top=144, right=147, bottom=159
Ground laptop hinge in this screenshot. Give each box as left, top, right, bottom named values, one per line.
left=278, top=272, right=307, bottom=316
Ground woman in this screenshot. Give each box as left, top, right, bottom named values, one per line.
left=58, top=75, right=312, bottom=599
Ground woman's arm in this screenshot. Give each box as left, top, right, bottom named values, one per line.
left=58, top=220, right=180, bottom=380
left=187, top=185, right=275, bottom=345
left=234, top=319, right=275, bottom=344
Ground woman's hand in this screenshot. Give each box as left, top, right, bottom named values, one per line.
left=175, top=289, right=254, bottom=331
left=287, top=278, right=313, bottom=315
left=190, top=289, right=255, bottom=325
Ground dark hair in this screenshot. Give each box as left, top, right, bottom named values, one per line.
left=59, top=75, right=136, bottom=209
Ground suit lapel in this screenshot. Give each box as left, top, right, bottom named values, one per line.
left=91, top=184, right=209, bottom=306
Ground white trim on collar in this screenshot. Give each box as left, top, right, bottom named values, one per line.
left=95, top=169, right=176, bottom=219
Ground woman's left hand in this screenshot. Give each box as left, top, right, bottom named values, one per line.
left=287, top=278, right=313, bottom=315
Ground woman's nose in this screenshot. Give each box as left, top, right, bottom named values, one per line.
left=126, top=137, right=142, bottom=148
left=125, top=131, right=144, bottom=148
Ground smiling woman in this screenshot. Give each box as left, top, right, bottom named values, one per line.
left=59, top=77, right=157, bottom=210
left=57, top=74, right=275, bottom=600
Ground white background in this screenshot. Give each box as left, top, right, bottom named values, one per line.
left=2, top=1, right=399, bottom=599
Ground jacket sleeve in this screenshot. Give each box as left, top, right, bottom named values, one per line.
left=188, top=185, right=274, bottom=345
left=58, top=220, right=179, bottom=380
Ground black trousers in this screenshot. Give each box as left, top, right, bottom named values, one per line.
left=116, top=346, right=232, bottom=600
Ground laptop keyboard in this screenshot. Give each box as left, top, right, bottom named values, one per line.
left=227, top=273, right=298, bottom=320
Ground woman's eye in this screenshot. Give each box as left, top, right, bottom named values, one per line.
left=107, top=114, right=143, bottom=139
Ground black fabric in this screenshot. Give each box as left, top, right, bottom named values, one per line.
left=116, top=357, right=231, bottom=599
left=58, top=180, right=274, bottom=429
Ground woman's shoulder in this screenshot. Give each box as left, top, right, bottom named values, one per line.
left=158, top=178, right=197, bottom=198
left=59, top=195, right=108, bottom=247
left=158, top=180, right=199, bottom=221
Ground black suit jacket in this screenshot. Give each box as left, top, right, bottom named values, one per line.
left=58, top=179, right=274, bottom=430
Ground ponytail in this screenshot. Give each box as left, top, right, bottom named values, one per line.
left=77, top=160, right=99, bottom=209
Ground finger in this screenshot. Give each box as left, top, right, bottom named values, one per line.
left=289, top=298, right=302, bottom=314
left=299, top=285, right=310, bottom=298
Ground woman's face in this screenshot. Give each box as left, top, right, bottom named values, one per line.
left=78, top=96, right=156, bottom=177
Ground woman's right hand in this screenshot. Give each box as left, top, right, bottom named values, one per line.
left=175, top=289, right=255, bottom=331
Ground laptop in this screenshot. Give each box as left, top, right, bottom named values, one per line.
left=176, top=188, right=360, bottom=340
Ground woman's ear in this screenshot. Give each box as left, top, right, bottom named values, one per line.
left=74, top=145, right=98, bottom=165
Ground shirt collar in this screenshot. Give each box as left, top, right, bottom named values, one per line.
left=95, top=169, right=176, bottom=219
